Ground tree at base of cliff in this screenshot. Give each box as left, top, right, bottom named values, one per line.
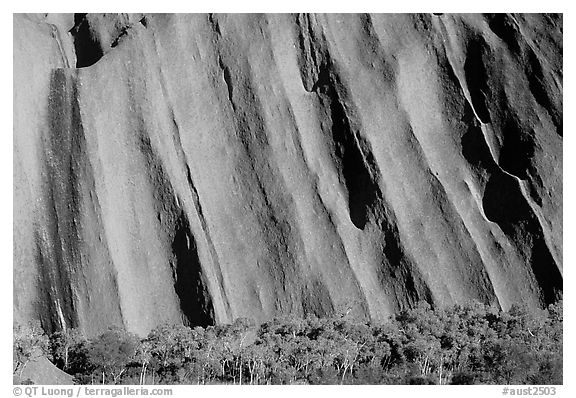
left=28, top=298, right=561, bottom=385
left=85, top=327, right=139, bottom=384
left=13, top=321, right=49, bottom=380
left=49, top=328, right=88, bottom=375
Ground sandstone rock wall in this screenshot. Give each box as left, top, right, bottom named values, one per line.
left=13, top=13, right=562, bottom=336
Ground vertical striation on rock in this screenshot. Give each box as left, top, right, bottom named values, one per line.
left=13, top=13, right=562, bottom=336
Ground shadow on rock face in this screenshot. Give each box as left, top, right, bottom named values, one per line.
left=482, top=171, right=562, bottom=305
left=69, top=14, right=103, bottom=68
left=171, top=212, right=215, bottom=328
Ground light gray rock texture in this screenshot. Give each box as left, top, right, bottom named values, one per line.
left=13, top=13, right=562, bottom=336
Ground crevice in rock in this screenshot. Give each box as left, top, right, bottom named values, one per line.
left=171, top=211, right=215, bottom=327
left=135, top=124, right=216, bottom=328
left=295, top=13, right=329, bottom=93
left=483, top=172, right=529, bottom=226
left=295, top=16, right=382, bottom=230
left=529, top=238, right=563, bottom=304
left=454, top=60, right=560, bottom=305
left=110, top=26, right=130, bottom=48
left=497, top=115, right=535, bottom=180
left=150, top=45, right=233, bottom=321
left=382, top=224, right=434, bottom=308
left=438, top=31, right=496, bottom=172
left=111, top=18, right=146, bottom=49
left=208, top=13, right=221, bottom=36
left=437, top=21, right=490, bottom=130
left=456, top=74, right=560, bottom=305
left=69, top=13, right=103, bottom=68
left=486, top=13, right=520, bottom=54
left=482, top=171, right=562, bottom=305
left=461, top=119, right=494, bottom=172
left=319, top=71, right=380, bottom=230
left=218, top=56, right=235, bottom=111
left=463, top=36, right=492, bottom=124
left=182, top=161, right=232, bottom=322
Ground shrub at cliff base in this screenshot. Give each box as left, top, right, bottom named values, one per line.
left=15, top=300, right=562, bottom=385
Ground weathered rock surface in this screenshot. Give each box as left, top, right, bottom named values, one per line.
left=13, top=13, right=562, bottom=337
left=14, top=356, right=75, bottom=385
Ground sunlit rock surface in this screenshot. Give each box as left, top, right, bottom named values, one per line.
left=13, top=13, right=562, bottom=336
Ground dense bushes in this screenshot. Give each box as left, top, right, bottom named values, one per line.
left=14, top=300, right=562, bottom=385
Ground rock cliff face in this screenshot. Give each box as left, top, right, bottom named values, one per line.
left=13, top=13, right=563, bottom=337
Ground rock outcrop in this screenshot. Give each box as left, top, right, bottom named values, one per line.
left=13, top=13, right=562, bottom=337
left=14, top=356, right=75, bottom=385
